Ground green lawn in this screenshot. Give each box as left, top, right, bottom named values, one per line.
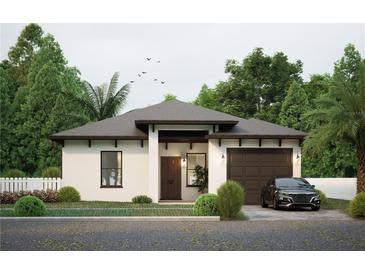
left=0, top=208, right=194, bottom=217
left=0, top=201, right=193, bottom=209
left=0, top=201, right=195, bottom=217
left=321, top=198, right=350, bottom=211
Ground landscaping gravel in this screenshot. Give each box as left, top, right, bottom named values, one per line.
left=1, top=219, right=364, bottom=250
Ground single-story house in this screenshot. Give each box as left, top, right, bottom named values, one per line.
left=51, top=100, right=306, bottom=204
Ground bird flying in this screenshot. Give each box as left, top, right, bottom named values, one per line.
left=161, top=81, right=165, bottom=84
left=142, top=71, right=147, bottom=74
left=138, top=74, right=141, bottom=77
left=130, top=81, right=135, bottom=83
left=154, top=79, right=158, bottom=81
left=157, top=60, right=161, bottom=63
left=146, top=58, right=151, bottom=61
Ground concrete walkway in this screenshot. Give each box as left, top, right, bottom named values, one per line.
left=244, top=205, right=352, bottom=221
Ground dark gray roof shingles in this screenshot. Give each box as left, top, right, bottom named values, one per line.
left=51, top=100, right=306, bottom=140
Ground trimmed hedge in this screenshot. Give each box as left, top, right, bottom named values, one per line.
left=349, top=192, right=365, bottom=217
left=41, top=167, right=61, bottom=178
left=58, top=186, right=80, bottom=202
left=14, top=196, right=46, bottom=216
left=217, top=180, right=245, bottom=219
left=0, top=190, right=59, bottom=204
left=132, top=195, right=152, bottom=204
left=4, top=169, right=26, bottom=178
left=193, top=194, right=219, bottom=216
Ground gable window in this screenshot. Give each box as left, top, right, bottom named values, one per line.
left=101, top=151, right=122, bottom=188
left=186, top=153, right=206, bottom=187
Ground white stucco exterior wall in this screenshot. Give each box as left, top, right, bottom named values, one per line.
left=208, top=138, right=301, bottom=194
left=148, top=125, right=159, bottom=202
left=62, top=140, right=149, bottom=202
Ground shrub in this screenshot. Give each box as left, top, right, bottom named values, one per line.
left=217, top=180, right=245, bottom=219
left=14, top=196, right=46, bottom=216
left=0, top=191, right=32, bottom=204
left=349, top=192, right=365, bottom=217
left=316, top=189, right=328, bottom=204
left=132, top=195, right=152, bottom=204
left=58, top=186, right=80, bottom=202
left=4, top=169, right=26, bottom=178
left=41, top=167, right=61, bottom=177
left=193, top=194, right=219, bottom=216
left=32, top=189, right=59, bottom=203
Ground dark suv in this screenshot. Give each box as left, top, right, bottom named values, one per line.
left=260, top=177, right=320, bottom=210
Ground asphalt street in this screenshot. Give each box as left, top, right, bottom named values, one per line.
left=1, top=218, right=364, bottom=250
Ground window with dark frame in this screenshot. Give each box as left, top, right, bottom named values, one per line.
left=101, top=151, right=122, bottom=188
left=186, top=153, right=206, bottom=187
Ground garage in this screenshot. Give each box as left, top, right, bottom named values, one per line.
left=227, top=148, right=293, bottom=205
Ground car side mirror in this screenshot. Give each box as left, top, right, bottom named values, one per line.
left=311, top=184, right=315, bottom=189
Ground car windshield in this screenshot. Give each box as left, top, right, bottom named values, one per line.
left=275, top=178, right=311, bottom=188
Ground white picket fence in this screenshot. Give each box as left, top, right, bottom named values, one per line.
left=0, top=177, right=62, bottom=193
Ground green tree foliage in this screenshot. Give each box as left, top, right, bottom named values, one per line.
left=1, top=25, right=90, bottom=175
left=194, top=84, right=221, bottom=111
left=303, top=44, right=365, bottom=191
left=279, top=80, right=310, bottom=131
left=74, top=72, right=129, bottom=121
left=194, top=48, right=302, bottom=123
left=8, top=23, right=43, bottom=87
left=163, top=93, right=177, bottom=101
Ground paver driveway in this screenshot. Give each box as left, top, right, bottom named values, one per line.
left=1, top=218, right=364, bottom=250
left=244, top=206, right=352, bottom=221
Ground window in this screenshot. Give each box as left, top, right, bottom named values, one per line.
left=101, top=151, right=122, bottom=188
left=186, top=153, right=206, bottom=187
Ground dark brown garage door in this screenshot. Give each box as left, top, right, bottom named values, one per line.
left=227, top=148, right=293, bottom=205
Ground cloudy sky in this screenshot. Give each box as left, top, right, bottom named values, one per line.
left=1, top=24, right=364, bottom=112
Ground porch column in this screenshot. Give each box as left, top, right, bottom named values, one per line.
left=148, top=124, right=159, bottom=202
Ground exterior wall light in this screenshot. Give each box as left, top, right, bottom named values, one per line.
left=221, top=153, right=225, bottom=159
left=296, top=154, right=300, bottom=159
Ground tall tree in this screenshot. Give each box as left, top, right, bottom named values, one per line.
left=195, top=48, right=303, bottom=122
left=75, top=72, right=129, bottom=121
left=304, top=44, right=365, bottom=192
left=15, top=34, right=89, bottom=174
left=279, top=80, right=310, bottom=131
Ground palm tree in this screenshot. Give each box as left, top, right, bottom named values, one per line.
left=80, top=72, right=129, bottom=121
left=303, top=63, right=365, bottom=192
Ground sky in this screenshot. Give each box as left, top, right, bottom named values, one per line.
left=1, top=23, right=364, bottom=113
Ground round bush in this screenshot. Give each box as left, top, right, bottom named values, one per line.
left=217, top=180, right=245, bottom=219
left=41, top=167, right=61, bottom=177
left=316, top=189, right=327, bottom=204
left=4, top=169, right=26, bottom=178
left=193, top=194, right=219, bottom=216
left=349, top=192, right=365, bottom=217
left=14, top=195, right=46, bottom=216
left=132, top=195, right=152, bottom=204
left=58, top=186, right=80, bottom=202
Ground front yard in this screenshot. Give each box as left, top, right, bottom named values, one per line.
left=0, top=198, right=352, bottom=217
left=0, top=201, right=194, bottom=217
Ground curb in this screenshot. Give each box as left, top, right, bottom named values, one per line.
left=0, top=216, right=220, bottom=221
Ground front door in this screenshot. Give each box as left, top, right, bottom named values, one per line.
left=160, top=157, right=181, bottom=200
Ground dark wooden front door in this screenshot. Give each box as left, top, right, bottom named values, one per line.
left=227, top=148, right=293, bottom=205
left=161, top=157, right=181, bottom=200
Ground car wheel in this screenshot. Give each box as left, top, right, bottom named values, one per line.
left=273, top=196, right=279, bottom=210
left=312, top=206, right=320, bottom=211
left=261, top=196, right=268, bottom=208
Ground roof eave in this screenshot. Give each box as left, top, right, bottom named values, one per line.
left=206, top=134, right=307, bottom=139
left=50, top=135, right=148, bottom=140
left=135, top=120, right=238, bottom=126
